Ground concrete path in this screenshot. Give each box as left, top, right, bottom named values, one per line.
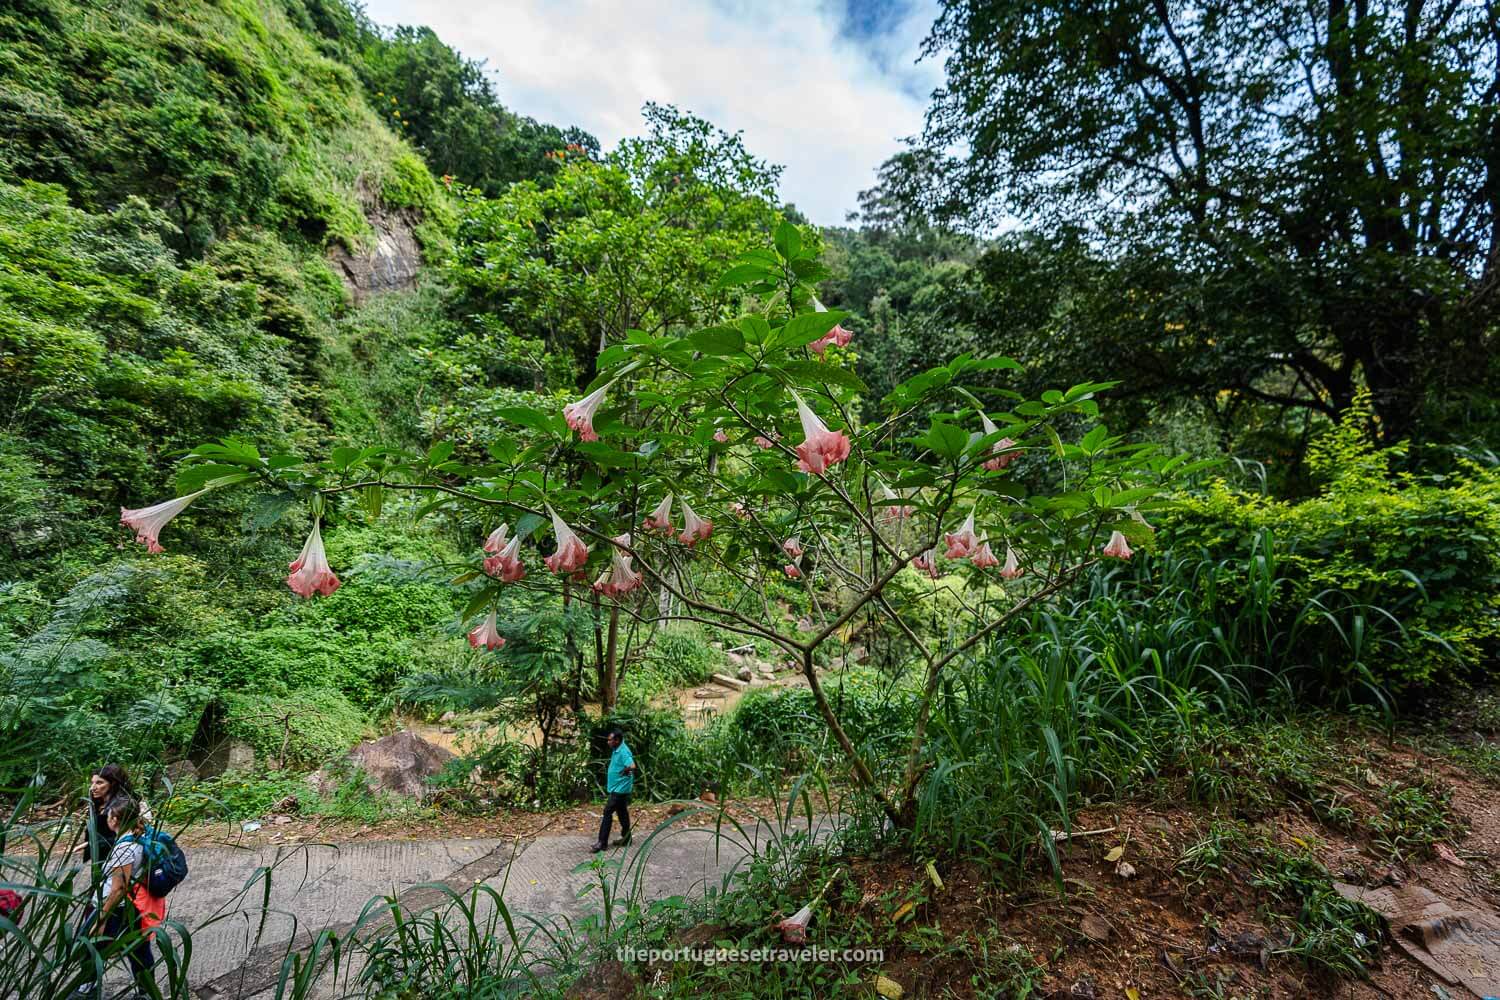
left=172, top=815, right=835, bottom=999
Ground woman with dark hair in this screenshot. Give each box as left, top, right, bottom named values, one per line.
left=75, top=765, right=153, bottom=868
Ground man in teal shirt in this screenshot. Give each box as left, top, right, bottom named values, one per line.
left=592, top=727, right=636, bottom=853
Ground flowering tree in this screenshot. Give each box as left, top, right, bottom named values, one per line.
left=121, top=223, right=1174, bottom=829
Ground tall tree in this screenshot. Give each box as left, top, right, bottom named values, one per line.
left=923, top=0, right=1500, bottom=441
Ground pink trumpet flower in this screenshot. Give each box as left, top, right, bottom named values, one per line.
left=596, top=533, right=643, bottom=597
left=643, top=493, right=674, bottom=534
left=713, top=429, right=729, bottom=443
left=678, top=499, right=713, bottom=546
left=1000, top=544, right=1024, bottom=580
left=563, top=382, right=611, bottom=442
left=483, top=535, right=526, bottom=582
left=1102, top=530, right=1134, bottom=560
left=753, top=431, right=779, bottom=450
left=286, top=520, right=342, bottom=598
left=793, top=393, right=850, bottom=475
left=782, top=537, right=803, bottom=559
left=783, top=563, right=802, bottom=579
left=943, top=510, right=981, bottom=560
left=970, top=539, right=1000, bottom=570
left=808, top=299, right=852, bottom=356
left=120, top=489, right=207, bottom=553
left=468, top=609, right=505, bottom=651
left=878, top=483, right=914, bottom=524
left=543, top=505, right=591, bottom=574
left=728, top=501, right=749, bottom=520
left=482, top=524, right=509, bottom=554
left=911, top=549, right=942, bottom=579
left=778, top=904, right=813, bottom=944
left=979, top=414, right=1018, bottom=471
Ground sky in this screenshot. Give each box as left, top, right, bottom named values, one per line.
left=359, top=0, right=945, bottom=225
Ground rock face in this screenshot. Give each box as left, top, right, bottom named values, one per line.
left=328, top=205, right=422, bottom=302
left=346, top=731, right=454, bottom=798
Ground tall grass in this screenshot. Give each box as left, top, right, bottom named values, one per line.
left=909, top=535, right=1405, bottom=867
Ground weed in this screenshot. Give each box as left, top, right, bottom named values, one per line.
left=1368, top=775, right=1461, bottom=860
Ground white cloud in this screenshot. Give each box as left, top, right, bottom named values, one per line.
left=360, top=0, right=942, bottom=225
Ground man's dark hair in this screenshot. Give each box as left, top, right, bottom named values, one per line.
left=607, top=727, right=625, bottom=740
left=106, top=794, right=140, bottom=832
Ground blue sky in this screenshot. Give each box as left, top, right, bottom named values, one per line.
left=359, top=0, right=944, bottom=224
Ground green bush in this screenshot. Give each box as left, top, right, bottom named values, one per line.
left=1167, top=405, right=1500, bottom=689
left=222, top=686, right=368, bottom=768
left=643, top=623, right=722, bottom=688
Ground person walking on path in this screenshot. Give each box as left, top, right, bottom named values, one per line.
left=71, top=795, right=157, bottom=999
left=75, top=765, right=149, bottom=869
left=591, top=727, right=636, bottom=853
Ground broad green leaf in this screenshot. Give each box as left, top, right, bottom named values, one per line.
left=773, top=310, right=844, bottom=350
left=716, top=262, right=777, bottom=289
left=497, top=406, right=559, bottom=435
left=780, top=359, right=868, bottom=395
left=427, top=441, right=456, bottom=466
left=774, top=220, right=802, bottom=260
left=689, top=326, right=746, bottom=355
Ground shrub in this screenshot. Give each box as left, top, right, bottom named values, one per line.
left=222, top=687, right=368, bottom=769
left=643, top=623, right=721, bottom=688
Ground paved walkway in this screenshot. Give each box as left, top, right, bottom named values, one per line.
left=171, top=815, right=835, bottom=999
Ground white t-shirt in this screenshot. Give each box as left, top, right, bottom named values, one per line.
left=98, top=839, right=143, bottom=905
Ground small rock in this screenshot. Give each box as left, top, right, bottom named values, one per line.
left=440, top=726, right=457, bottom=735
left=737, top=666, right=753, bottom=682
left=274, top=814, right=292, bottom=826
left=1144, top=815, right=1173, bottom=836
left=240, top=821, right=261, bottom=833
left=667, top=803, right=687, bottom=816
left=1079, top=912, right=1112, bottom=943
left=727, top=651, right=747, bottom=667
left=1115, top=861, right=1137, bottom=878
left=439, top=711, right=456, bottom=723
left=701, top=790, right=717, bottom=803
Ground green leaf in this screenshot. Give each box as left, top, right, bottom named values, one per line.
left=689, top=326, right=746, bottom=355
left=1079, top=425, right=1108, bottom=454
left=922, top=419, right=970, bottom=460
left=427, top=441, right=456, bottom=466
left=515, top=513, right=544, bottom=538
left=780, top=359, right=868, bottom=395
left=174, top=465, right=256, bottom=493
left=774, top=220, right=802, bottom=260
left=739, top=315, right=772, bottom=344
left=773, top=310, right=844, bottom=350
left=716, top=262, right=777, bottom=289
left=331, top=447, right=362, bottom=473
left=497, top=406, right=559, bottom=435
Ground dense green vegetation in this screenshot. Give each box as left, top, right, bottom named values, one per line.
left=2, top=1, right=1498, bottom=997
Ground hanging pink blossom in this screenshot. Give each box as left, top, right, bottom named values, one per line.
left=543, top=505, right=591, bottom=574
left=286, top=520, right=342, bottom=598
left=728, top=501, right=749, bottom=520
left=642, top=493, right=674, bottom=534
left=592, top=533, right=642, bottom=597
left=483, top=535, right=526, bottom=582
left=782, top=537, right=803, bottom=559
left=911, top=549, right=942, bottom=579
left=783, top=563, right=802, bottom=579
left=943, top=510, right=981, bottom=560
left=1102, top=530, right=1134, bottom=560
left=970, top=540, right=999, bottom=569
left=678, top=499, right=713, bottom=546
left=713, top=429, right=729, bottom=444
left=877, top=484, right=915, bottom=524
left=793, top=392, right=850, bottom=475
left=754, top=431, right=779, bottom=450
left=482, top=524, right=509, bottom=555
left=1000, top=544, right=1024, bottom=580
left=468, top=609, right=505, bottom=651
left=120, top=489, right=207, bottom=554
left=563, top=382, right=611, bottom=442
left=808, top=299, right=853, bottom=356
left=979, top=414, right=1019, bottom=471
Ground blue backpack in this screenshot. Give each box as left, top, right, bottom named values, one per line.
left=121, top=827, right=188, bottom=897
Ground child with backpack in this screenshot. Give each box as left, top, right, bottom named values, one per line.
left=70, top=794, right=185, bottom=999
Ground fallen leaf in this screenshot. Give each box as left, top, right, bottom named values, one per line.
left=925, top=860, right=944, bottom=891
left=1126, top=989, right=1141, bottom=1000
left=874, top=974, right=904, bottom=998
left=1434, top=843, right=1466, bottom=868
left=1104, top=846, right=1125, bottom=863
left=891, top=901, right=915, bottom=922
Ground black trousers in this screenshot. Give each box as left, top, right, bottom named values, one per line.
left=81, top=906, right=154, bottom=988
left=596, top=792, right=631, bottom=847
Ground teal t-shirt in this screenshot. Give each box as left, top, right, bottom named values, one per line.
left=607, top=743, right=635, bottom=794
